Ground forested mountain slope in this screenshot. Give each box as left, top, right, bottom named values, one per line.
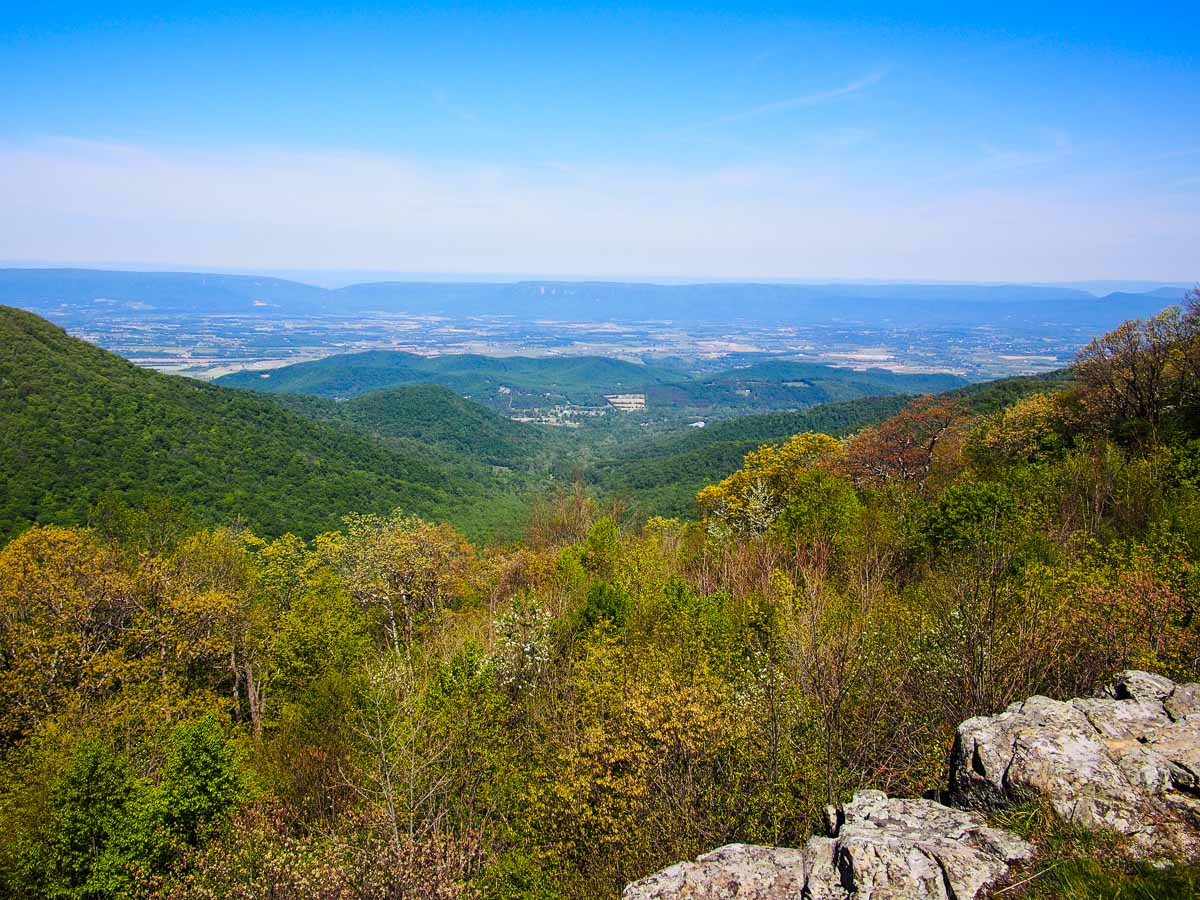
left=3, top=301, right=1200, bottom=900
left=4, top=302, right=1200, bottom=900
left=0, top=302, right=1069, bottom=542
left=270, top=384, right=563, bottom=469
left=589, top=370, right=1071, bottom=518
left=944, top=368, right=1073, bottom=412
left=657, top=360, right=962, bottom=408
left=0, top=307, right=519, bottom=540
left=590, top=396, right=913, bottom=517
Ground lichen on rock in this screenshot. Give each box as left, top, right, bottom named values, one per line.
left=949, top=670, right=1200, bottom=857
left=622, top=790, right=1031, bottom=900
left=624, top=672, right=1200, bottom=899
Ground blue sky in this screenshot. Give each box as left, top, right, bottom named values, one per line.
left=2, top=2, right=1197, bottom=280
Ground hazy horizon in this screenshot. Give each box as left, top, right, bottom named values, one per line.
left=0, top=260, right=1192, bottom=297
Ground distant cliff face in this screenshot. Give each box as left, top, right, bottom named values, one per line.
left=623, top=671, right=1200, bottom=900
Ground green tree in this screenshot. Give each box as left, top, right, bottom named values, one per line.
left=580, top=517, right=620, bottom=577
left=697, top=432, right=843, bottom=534
left=924, top=481, right=1017, bottom=556
left=773, top=471, right=862, bottom=554
left=157, top=716, right=243, bottom=849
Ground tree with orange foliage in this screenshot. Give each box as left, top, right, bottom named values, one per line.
left=842, top=395, right=968, bottom=492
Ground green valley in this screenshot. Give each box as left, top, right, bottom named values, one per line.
left=216, top=348, right=966, bottom=416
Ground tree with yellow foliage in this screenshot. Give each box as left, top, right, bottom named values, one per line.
left=0, top=527, right=135, bottom=742
left=319, top=511, right=475, bottom=652
left=968, top=392, right=1066, bottom=468
left=696, top=432, right=843, bottom=534
left=166, top=528, right=278, bottom=735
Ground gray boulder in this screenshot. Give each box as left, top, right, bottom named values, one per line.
left=621, top=790, right=1031, bottom=900
left=949, top=670, right=1200, bottom=856
left=624, top=672, right=1200, bottom=899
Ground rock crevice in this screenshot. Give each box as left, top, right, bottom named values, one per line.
left=622, top=791, right=1031, bottom=900
left=623, top=672, right=1200, bottom=900
left=949, top=670, right=1200, bottom=857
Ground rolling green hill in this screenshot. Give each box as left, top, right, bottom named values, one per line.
left=216, top=349, right=967, bottom=414
left=269, top=384, right=564, bottom=469
left=946, top=368, right=1073, bottom=413
left=0, top=307, right=524, bottom=541
left=642, top=361, right=964, bottom=409
left=218, top=350, right=680, bottom=407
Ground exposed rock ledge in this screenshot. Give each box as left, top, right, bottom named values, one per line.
left=950, top=669, right=1200, bottom=857
left=622, top=791, right=1031, bottom=900
left=623, top=672, right=1200, bottom=900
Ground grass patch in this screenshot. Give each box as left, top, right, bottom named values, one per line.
left=990, top=800, right=1200, bottom=899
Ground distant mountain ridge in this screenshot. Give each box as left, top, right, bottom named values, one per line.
left=0, top=267, right=1185, bottom=327
left=0, top=268, right=331, bottom=315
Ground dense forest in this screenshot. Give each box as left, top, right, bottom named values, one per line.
left=588, top=371, right=1072, bottom=518
left=0, top=307, right=537, bottom=543
left=268, top=384, right=565, bottom=471
left=2, top=295, right=1200, bottom=898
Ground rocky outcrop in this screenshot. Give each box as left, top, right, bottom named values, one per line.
left=621, top=790, right=1031, bottom=900
left=949, top=670, right=1200, bottom=857
left=623, top=672, right=1200, bottom=899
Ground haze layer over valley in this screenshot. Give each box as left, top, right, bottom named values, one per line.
left=1, top=268, right=1183, bottom=390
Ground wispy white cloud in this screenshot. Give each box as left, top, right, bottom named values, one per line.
left=0, top=136, right=1195, bottom=281
left=711, top=70, right=887, bottom=126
